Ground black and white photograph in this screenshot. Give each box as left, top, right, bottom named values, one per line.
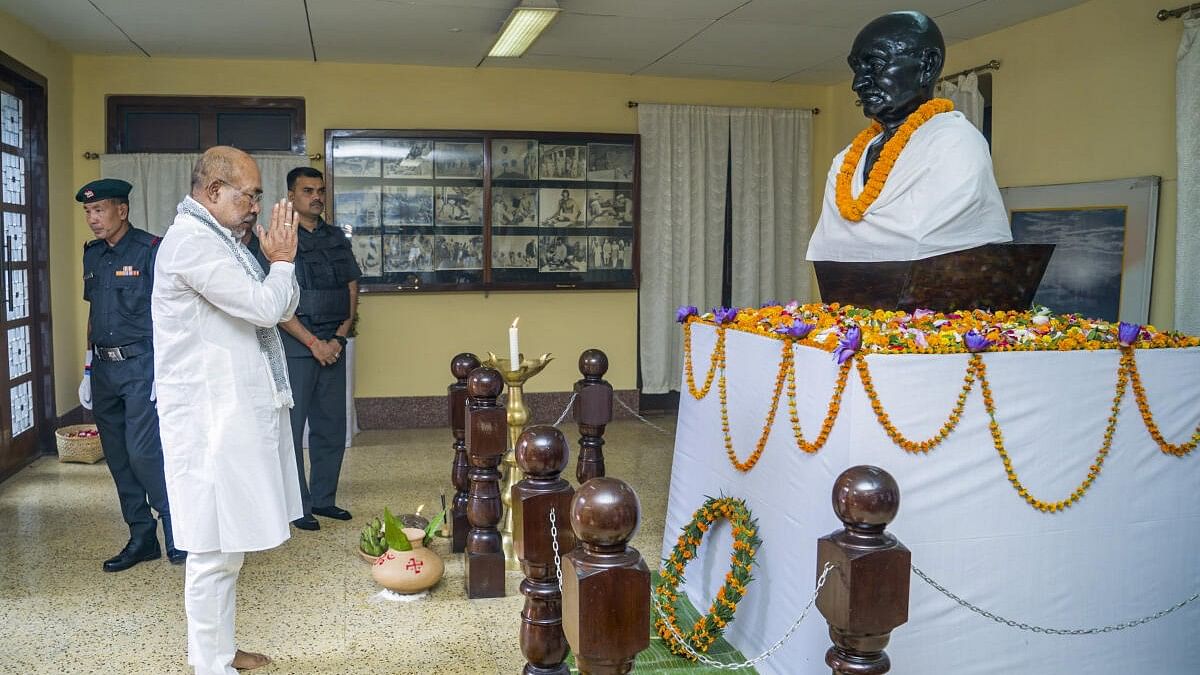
left=435, top=186, right=483, bottom=227
left=588, top=235, right=633, bottom=270
left=350, top=230, right=382, bottom=277
left=382, top=185, right=434, bottom=228
left=538, top=187, right=585, bottom=227
left=492, top=187, right=538, bottom=228
left=332, top=139, right=383, bottom=178
left=492, top=235, right=539, bottom=269
left=434, top=141, right=483, bottom=178
left=333, top=187, right=381, bottom=232
left=492, top=139, right=538, bottom=180
left=587, top=143, right=635, bottom=182
left=383, top=232, right=434, bottom=273
left=538, top=235, right=588, bottom=272
left=539, top=144, right=586, bottom=181
left=382, top=139, right=434, bottom=178
left=433, top=234, right=484, bottom=270
left=586, top=189, right=634, bottom=227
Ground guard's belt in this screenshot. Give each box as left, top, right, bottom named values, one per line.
left=92, top=340, right=152, bottom=362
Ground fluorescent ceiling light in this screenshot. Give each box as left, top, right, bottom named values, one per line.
left=488, top=0, right=561, bottom=58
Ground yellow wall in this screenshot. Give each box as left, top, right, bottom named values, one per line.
left=68, top=56, right=826, bottom=400
left=0, top=9, right=76, bottom=413
left=824, top=0, right=1184, bottom=328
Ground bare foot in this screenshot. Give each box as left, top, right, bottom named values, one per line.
left=232, top=649, right=271, bottom=671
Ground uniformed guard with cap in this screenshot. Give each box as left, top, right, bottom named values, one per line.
left=278, top=167, right=361, bottom=531
left=78, top=178, right=183, bottom=570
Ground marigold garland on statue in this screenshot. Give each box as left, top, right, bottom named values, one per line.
left=835, top=97, right=955, bottom=221
left=655, top=496, right=761, bottom=658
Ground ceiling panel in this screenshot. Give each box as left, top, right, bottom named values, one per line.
left=662, top=21, right=857, bottom=70
left=0, top=0, right=141, bottom=54
left=558, top=0, right=748, bottom=20
left=90, top=0, right=312, bottom=59
left=308, top=0, right=508, bottom=65
left=934, top=0, right=1088, bottom=39
left=528, top=13, right=712, bottom=61
left=725, top=0, right=978, bottom=29
left=480, top=53, right=648, bottom=75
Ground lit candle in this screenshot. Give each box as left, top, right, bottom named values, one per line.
left=509, top=317, right=521, bottom=368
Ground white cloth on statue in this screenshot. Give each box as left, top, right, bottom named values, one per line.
left=806, top=110, right=1011, bottom=262
left=185, top=550, right=244, bottom=675
left=152, top=199, right=303, bottom=553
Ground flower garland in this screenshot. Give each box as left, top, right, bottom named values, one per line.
left=856, top=355, right=979, bottom=453
left=976, top=355, right=1126, bottom=513
left=655, top=496, right=761, bottom=658
left=721, top=341, right=792, bottom=471
left=1125, top=347, right=1200, bottom=456
left=787, top=357, right=852, bottom=454
left=683, top=321, right=726, bottom=399
left=835, top=98, right=955, bottom=221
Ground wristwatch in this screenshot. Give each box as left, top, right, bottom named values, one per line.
left=333, top=335, right=348, bottom=347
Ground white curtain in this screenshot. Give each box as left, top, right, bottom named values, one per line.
left=637, top=104, right=729, bottom=394
left=936, top=72, right=985, bottom=131
left=1177, top=13, right=1200, bottom=334
left=99, top=153, right=307, bottom=235
left=729, top=107, right=813, bottom=307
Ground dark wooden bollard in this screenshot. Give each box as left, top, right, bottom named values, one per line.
left=816, top=465, right=910, bottom=675
left=562, top=477, right=649, bottom=675
left=465, top=367, right=507, bottom=599
left=573, top=348, right=613, bottom=484
left=513, top=426, right=576, bottom=675
left=449, top=352, right=480, bottom=553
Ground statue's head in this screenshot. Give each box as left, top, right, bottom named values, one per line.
left=848, top=11, right=945, bottom=126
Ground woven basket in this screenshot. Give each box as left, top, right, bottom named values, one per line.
left=55, top=424, right=104, bottom=464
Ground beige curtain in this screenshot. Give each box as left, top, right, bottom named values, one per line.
left=1177, top=13, right=1200, bottom=333
left=637, top=104, right=729, bottom=395
left=729, top=107, right=813, bottom=307
left=99, top=153, right=307, bottom=235
left=936, top=72, right=985, bottom=131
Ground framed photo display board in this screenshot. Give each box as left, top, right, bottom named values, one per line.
left=326, top=129, right=639, bottom=292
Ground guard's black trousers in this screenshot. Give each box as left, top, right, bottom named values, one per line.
left=287, top=355, right=348, bottom=515
left=91, top=354, right=170, bottom=544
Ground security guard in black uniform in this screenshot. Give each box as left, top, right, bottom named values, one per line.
left=78, top=178, right=184, bottom=570
left=278, top=167, right=361, bottom=531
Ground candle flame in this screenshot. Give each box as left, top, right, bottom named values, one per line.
left=512, top=317, right=520, bottom=328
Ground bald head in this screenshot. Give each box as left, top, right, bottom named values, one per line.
left=848, top=11, right=946, bottom=127
left=191, top=146, right=263, bottom=235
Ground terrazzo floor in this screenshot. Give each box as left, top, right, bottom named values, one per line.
left=0, top=417, right=677, bottom=674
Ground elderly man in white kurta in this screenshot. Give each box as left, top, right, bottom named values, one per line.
left=153, top=146, right=301, bottom=675
left=806, top=11, right=1011, bottom=263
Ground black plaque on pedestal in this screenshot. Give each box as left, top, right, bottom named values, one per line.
left=813, top=243, right=1055, bottom=312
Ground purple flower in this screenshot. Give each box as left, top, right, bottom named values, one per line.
left=912, top=308, right=935, bottom=320
left=964, top=329, right=993, bottom=353
left=713, top=307, right=739, bottom=324
left=1118, top=321, right=1141, bottom=347
left=833, top=325, right=862, bottom=364
left=675, top=305, right=699, bottom=323
left=775, top=320, right=815, bottom=339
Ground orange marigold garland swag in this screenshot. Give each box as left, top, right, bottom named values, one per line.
left=655, top=496, right=761, bottom=658
left=836, top=97, right=955, bottom=221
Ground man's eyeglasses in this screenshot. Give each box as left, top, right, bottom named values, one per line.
left=215, top=179, right=264, bottom=205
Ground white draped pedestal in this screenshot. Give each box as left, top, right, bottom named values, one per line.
left=664, top=324, right=1200, bottom=675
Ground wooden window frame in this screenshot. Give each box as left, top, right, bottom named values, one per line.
left=106, top=95, right=306, bottom=154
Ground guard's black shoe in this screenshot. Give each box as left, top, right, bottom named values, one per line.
left=292, top=515, right=320, bottom=531
left=102, top=540, right=161, bottom=572
left=312, top=505, right=352, bottom=521
left=167, top=548, right=188, bottom=565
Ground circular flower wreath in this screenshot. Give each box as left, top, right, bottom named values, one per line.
left=654, top=496, right=761, bottom=658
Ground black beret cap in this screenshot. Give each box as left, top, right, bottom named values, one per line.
left=75, top=178, right=132, bottom=203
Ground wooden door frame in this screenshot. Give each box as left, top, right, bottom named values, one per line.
left=0, top=49, right=56, bottom=483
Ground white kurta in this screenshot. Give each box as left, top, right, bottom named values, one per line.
left=153, top=208, right=303, bottom=553
left=806, top=110, right=1012, bottom=262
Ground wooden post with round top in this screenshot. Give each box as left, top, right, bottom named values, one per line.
left=573, top=348, right=613, bottom=483
left=449, top=352, right=480, bottom=554
left=465, top=366, right=507, bottom=599
left=513, top=426, right=576, bottom=675
left=562, top=477, right=649, bottom=675
left=816, top=465, right=911, bottom=675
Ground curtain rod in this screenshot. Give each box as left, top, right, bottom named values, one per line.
left=1158, top=3, right=1200, bottom=20
left=940, top=59, right=1001, bottom=83
left=82, top=152, right=324, bottom=160
left=626, top=101, right=820, bottom=115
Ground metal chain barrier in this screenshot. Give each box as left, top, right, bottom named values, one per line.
left=649, top=561, right=837, bottom=671
left=551, top=393, right=577, bottom=428
left=913, top=564, right=1200, bottom=635
left=612, top=394, right=673, bottom=435
left=549, top=507, right=563, bottom=592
